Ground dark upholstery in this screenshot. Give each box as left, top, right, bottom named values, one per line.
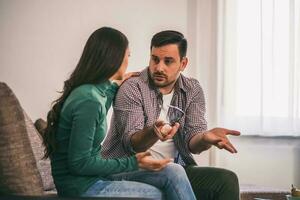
left=0, top=82, right=44, bottom=195
left=24, top=113, right=55, bottom=191
left=34, top=119, right=47, bottom=137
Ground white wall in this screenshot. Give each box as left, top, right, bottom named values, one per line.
left=214, top=137, right=300, bottom=190
left=188, top=0, right=218, bottom=166
left=0, top=0, right=193, bottom=120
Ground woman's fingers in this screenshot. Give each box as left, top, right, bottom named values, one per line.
left=137, top=152, right=171, bottom=171
left=123, top=72, right=139, bottom=80
left=150, top=158, right=171, bottom=171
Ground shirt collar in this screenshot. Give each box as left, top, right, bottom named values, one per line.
left=95, top=80, right=115, bottom=94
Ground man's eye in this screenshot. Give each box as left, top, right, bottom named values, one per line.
left=152, top=57, right=160, bottom=64
left=164, top=59, right=173, bottom=65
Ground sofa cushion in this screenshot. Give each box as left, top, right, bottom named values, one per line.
left=24, top=114, right=55, bottom=191
left=0, top=82, right=44, bottom=195
left=34, top=119, right=47, bottom=137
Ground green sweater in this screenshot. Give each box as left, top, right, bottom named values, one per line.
left=51, top=81, right=138, bottom=196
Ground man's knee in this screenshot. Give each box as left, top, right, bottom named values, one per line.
left=219, top=169, right=239, bottom=192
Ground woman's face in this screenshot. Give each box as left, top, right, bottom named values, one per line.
left=113, top=48, right=130, bottom=80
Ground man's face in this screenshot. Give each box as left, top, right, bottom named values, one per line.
left=149, top=44, right=187, bottom=89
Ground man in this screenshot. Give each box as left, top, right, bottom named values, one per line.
left=102, top=30, right=240, bottom=200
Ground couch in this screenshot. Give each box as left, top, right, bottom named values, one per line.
left=0, top=82, right=52, bottom=197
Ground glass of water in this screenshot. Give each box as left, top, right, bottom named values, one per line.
left=166, top=105, right=185, bottom=125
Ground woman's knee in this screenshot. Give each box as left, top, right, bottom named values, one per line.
left=84, top=180, right=163, bottom=199
left=164, top=163, right=184, bottom=172
left=162, top=163, right=188, bottom=180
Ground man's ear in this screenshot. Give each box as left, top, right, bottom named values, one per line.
left=180, top=57, right=188, bottom=71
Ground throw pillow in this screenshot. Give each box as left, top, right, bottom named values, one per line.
left=24, top=114, right=55, bottom=191
left=0, top=82, right=44, bottom=195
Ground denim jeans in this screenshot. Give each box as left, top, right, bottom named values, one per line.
left=83, top=179, right=162, bottom=199
left=83, top=163, right=196, bottom=200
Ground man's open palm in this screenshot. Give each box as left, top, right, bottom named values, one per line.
left=203, top=128, right=240, bottom=153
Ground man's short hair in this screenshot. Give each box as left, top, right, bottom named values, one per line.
left=150, top=30, right=187, bottom=59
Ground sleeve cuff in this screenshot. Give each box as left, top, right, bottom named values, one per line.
left=129, top=155, right=139, bottom=170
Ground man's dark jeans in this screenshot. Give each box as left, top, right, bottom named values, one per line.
left=185, top=165, right=240, bottom=200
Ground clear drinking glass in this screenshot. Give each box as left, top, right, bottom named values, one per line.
left=166, top=105, right=185, bottom=125
left=154, top=105, right=185, bottom=138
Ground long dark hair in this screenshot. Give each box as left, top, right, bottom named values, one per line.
left=42, top=27, right=128, bottom=159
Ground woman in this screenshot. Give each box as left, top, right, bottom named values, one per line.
left=42, top=27, right=196, bottom=199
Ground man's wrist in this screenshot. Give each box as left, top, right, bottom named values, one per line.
left=198, top=132, right=212, bottom=148
left=200, top=131, right=212, bottom=151
left=189, top=132, right=211, bottom=154
left=131, top=126, right=159, bottom=152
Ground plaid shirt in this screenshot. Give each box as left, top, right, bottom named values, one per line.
left=101, top=67, right=207, bottom=166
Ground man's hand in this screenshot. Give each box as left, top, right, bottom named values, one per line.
left=136, top=152, right=171, bottom=171
left=203, top=128, right=241, bottom=153
left=130, top=120, right=179, bottom=152
left=189, top=127, right=240, bottom=154
left=153, top=120, right=180, bottom=141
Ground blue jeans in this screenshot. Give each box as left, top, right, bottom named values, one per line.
left=83, top=163, right=196, bottom=200
left=83, top=179, right=162, bottom=199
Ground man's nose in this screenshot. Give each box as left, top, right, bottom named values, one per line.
left=155, top=61, right=164, bottom=72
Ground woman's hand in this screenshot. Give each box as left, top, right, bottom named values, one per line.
left=112, top=72, right=139, bottom=86
left=136, top=152, right=170, bottom=171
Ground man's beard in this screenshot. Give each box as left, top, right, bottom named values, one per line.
left=150, top=72, right=176, bottom=88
